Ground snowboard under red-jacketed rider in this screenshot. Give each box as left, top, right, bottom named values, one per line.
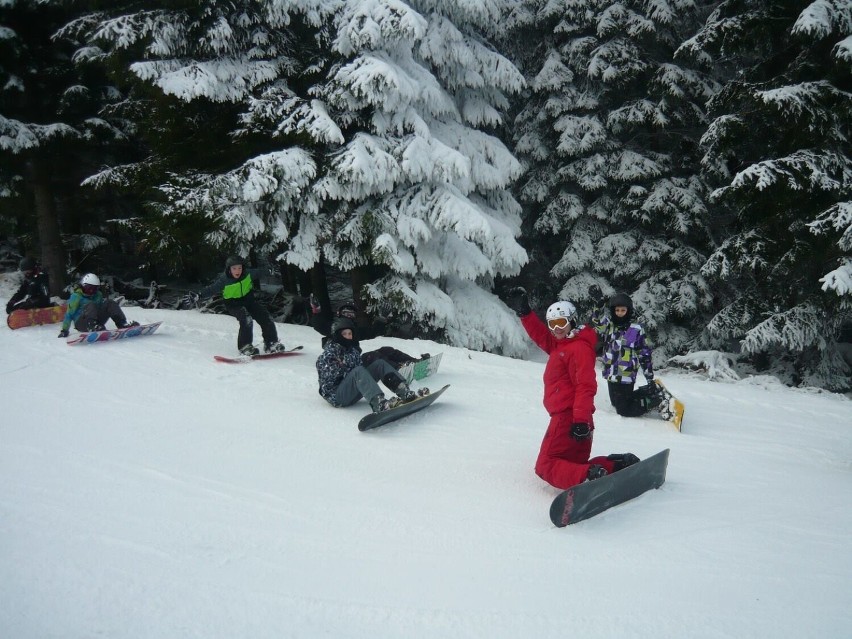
left=503, top=287, right=639, bottom=490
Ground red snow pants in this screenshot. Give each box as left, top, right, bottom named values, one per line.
left=535, top=412, right=615, bottom=490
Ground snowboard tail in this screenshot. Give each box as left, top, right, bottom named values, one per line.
left=66, top=321, right=162, bottom=345
left=549, top=449, right=670, bottom=527
left=358, top=384, right=450, bottom=432
left=655, top=380, right=685, bottom=431
left=398, top=353, right=443, bottom=384
left=7, top=304, right=67, bottom=329
left=214, top=346, right=304, bottom=363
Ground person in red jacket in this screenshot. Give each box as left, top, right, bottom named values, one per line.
left=504, top=287, right=639, bottom=489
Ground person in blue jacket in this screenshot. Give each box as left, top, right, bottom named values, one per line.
left=198, top=255, right=285, bottom=356
left=58, top=273, right=138, bottom=337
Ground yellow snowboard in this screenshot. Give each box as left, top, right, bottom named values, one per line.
left=655, top=379, right=685, bottom=432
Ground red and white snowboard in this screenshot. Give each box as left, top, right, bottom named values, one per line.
left=214, top=345, right=303, bottom=363
left=66, top=322, right=162, bottom=345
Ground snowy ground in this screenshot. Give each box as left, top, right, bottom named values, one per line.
left=1, top=286, right=851, bottom=638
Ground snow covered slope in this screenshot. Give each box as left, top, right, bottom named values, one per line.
left=1, top=301, right=850, bottom=638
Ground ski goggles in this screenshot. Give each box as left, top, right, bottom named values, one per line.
left=82, top=284, right=99, bottom=295
left=547, top=316, right=570, bottom=330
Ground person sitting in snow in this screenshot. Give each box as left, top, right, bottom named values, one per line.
left=587, top=286, right=669, bottom=420
left=316, top=317, right=427, bottom=414
left=309, top=295, right=422, bottom=368
left=58, top=273, right=139, bottom=337
left=197, top=255, right=285, bottom=356
left=503, top=286, right=639, bottom=489
left=6, top=256, right=52, bottom=314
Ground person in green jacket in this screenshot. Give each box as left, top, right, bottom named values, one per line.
left=198, top=256, right=285, bottom=356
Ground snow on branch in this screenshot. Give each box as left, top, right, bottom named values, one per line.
left=418, top=15, right=524, bottom=94
left=609, top=150, right=663, bottom=182
left=239, top=84, right=345, bottom=145
left=714, top=150, right=852, bottom=197
left=81, top=161, right=157, bottom=189
left=326, top=133, right=401, bottom=200
left=444, top=277, right=530, bottom=357
left=130, top=58, right=283, bottom=102
left=756, top=81, right=846, bottom=127
left=0, top=115, right=39, bottom=152
left=554, top=114, right=608, bottom=157
left=834, top=35, right=852, bottom=62
left=819, top=259, right=852, bottom=295
left=809, top=201, right=852, bottom=250
left=667, top=350, right=741, bottom=381
left=91, top=11, right=180, bottom=53
left=334, top=0, right=427, bottom=56
left=792, top=0, right=852, bottom=40
left=741, top=303, right=827, bottom=353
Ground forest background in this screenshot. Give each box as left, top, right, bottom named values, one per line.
left=1, top=0, right=850, bottom=391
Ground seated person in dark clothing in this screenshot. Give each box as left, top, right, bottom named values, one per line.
left=6, top=257, right=52, bottom=314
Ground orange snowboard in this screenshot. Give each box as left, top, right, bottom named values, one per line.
left=7, top=305, right=67, bottom=329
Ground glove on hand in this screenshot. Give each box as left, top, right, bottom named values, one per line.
left=588, top=285, right=605, bottom=307
left=504, top=286, right=531, bottom=317
left=309, top=293, right=321, bottom=314
left=570, top=422, right=592, bottom=441
left=58, top=328, right=69, bottom=338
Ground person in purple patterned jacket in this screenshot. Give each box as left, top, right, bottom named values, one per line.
left=589, top=289, right=663, bottom=418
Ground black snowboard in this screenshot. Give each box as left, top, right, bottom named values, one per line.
left=549, top=448, right=670, bottom=527
left=358, top=384, right=450, bottom=432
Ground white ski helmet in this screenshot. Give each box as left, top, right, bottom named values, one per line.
left=545, top=300, right=577, bottom=330
left=81, top=273, right=100, bottom=287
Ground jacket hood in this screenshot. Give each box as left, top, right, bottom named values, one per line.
left=572, top=324, right=598, bottom=348
left=331, top=317, right=356, bottom=337
left=224, top=255, right=246, bottom=277
left=609, top=292, right=633, bottom=327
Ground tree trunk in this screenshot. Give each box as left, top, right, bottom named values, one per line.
left=349, top=265, right=373, bottom=323
left=27, top=156, right=66, bottom=294
left=309, top=259, right=331, bottom=324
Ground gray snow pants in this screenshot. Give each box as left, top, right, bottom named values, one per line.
left=74, top=299, right=128, bottom=331
left=334, top=359, right=403, bottom=407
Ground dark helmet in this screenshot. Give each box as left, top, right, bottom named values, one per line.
left=331, top=317, right=355, bottom=336
left=336, top=302, right=357, bottom=319
left=225, top=255, right=245, bottom=269
left=19, top=256, right=36, bottom=272
left=609, top=293, right=633, bottom=326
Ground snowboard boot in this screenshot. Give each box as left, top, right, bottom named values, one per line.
left=116, top=320, right=140, bottom=329
left=607, top=453, right=641, bottom=472
left=642, top=394, right=663, bottom=411
left=264, top=341, right=286, bottom=354
left=586, top=464, right=609, bottom=482
left=395, top=383, right=417, bottom=403
left=86, top=319, right=106, bottom=332
left=369, top=393, right=391, bottom=413
left=382, top=373, right=416, bottom=403
left=239, top=344, right=260, bottom=356
left=653, top=382, right=676, bottom=420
